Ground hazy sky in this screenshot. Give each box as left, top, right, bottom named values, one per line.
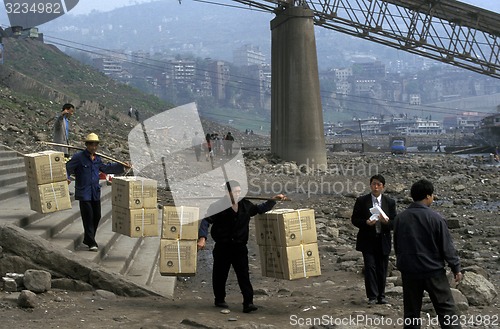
left=69, top=0, right=154, bottom=14
left=70, top=0, right=498, bottom=14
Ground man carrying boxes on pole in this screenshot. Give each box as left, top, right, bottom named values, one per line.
left=66, top=133, right=131, bottom=251
left=196, top=180, right=286, bottom=313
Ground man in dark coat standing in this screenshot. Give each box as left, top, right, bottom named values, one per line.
left=351, top=174, right=397, bottom=304
left=394, top=179, right=462, bottom=328
left=197, top=180, right=286, bottom=313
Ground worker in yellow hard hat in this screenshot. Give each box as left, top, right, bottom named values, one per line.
left=66, top=133, right=131, bottom=251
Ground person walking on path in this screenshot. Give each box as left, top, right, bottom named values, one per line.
left=394, top=179, right=462, bottom=328
left=52, top=103, right=75, bottom=157
left=66, top=133, right=131, bottom=251
left=435, top=140, right=442, bottom=152
left=191, top=132, right=203, bottom=162
left=224, top=132, right=235, bottom=156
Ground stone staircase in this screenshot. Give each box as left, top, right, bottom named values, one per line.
left=0, top=144, right=175, bottom=297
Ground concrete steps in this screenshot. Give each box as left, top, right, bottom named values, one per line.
left=0, top=144, right=175, bottom=297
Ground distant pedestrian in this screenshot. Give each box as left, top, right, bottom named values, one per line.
left=435, top=140, right=442, bottom=152
left=135, top=109, right=140, bottom=121
left=224, top=132, right=235, bottom=156
left=203, top=133, right=212, bottom=162
left=52, top=103, right=75, bottom=157
left=394, top=179, right=462, bottom=328
left=128, top=107, right=133, bottom=118
left=191, top=132, right=203, bottom=162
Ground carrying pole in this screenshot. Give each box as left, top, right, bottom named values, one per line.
left=38, top=141, right=130, bottom=167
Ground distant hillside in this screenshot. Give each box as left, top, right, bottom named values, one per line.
left=30, top=0, right=500, bottom=70
left=0, top=36, right=172, bottom=156
left=0, top=36, right=267, bottom=157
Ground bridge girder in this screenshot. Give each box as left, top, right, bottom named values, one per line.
left=233, top=0, right=500, bottom=78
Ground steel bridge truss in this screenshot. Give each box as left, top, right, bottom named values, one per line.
left=233, top=0, right=500, bottom=78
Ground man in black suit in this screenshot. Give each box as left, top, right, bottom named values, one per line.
left=351, top=174, right=397, bottom=305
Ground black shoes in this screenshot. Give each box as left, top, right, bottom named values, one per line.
left=215, top=300, right=258, bottom=313
left=214, top=300, right=228, bottom=308
left=243, top=304, right=258, bottom=313
left=368, top=298, right=388, bottom=305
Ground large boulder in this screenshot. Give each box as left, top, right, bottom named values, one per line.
left=450, top=288, right=469, bottom=311
left=458, top=271, right=498, bottom=306
left=18, top=290, right=38, bottom=308
left=23, top=269, right=51, bottom=293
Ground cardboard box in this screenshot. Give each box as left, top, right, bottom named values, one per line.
left=27, top=180, right=71, bottom=213
left=255, top=209, right=317, bottom=247
left=259, top=243, right=321, bottom=280
left=112, top=206, right=159, bottom=237
left=159, top=239, right=197, bottom=276
left=162, top=206, right=199, bottom=240
left=112, top=176, right=157, bottom=209
left=24, top=151, right=67, bottom=185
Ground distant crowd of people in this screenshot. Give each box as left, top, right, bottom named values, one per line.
left=191, top=131, right=235, bottom=162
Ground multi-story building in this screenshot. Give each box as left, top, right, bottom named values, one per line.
left=233, top=44, right=266, bottom=67
left=93, top=57, right=123, bottom=76
left=169, top=59, right=196, bottom=85
left=208, top=61, right=230, bottom=102
left=394, top=119, right=444, bottom=135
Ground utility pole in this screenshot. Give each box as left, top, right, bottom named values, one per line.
left=358, top=120, right=364, bottom=153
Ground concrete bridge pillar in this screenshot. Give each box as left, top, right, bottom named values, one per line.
left=270, top=6, right=327, bottom=167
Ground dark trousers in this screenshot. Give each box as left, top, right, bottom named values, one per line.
left=212, top=242, right=253, bottom=305
left=402, top=271, right=461, bottom=329
left=79, top=200, right=101, bottom=248
left=362, top=249, right=388, bottom=300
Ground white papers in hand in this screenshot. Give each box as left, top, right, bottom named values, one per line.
left=369, top=205, right=389, bottom=221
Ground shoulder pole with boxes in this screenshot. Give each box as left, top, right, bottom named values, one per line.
left=38, top=141, right=130, bottom=167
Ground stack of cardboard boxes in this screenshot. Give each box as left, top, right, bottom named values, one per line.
left=159, top=206, right=199, bottom=276
left=255, top=208, right=321, bottom=280
left=24, top=150, right=71, bottom=213
left=111, top=176, right=159, bottom=237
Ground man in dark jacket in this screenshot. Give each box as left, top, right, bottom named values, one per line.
left=66, top=133, right=130, bottom=251
left=351, top=174, right=397, bottom=304
left=197, top=180, right=286, bottom=313
left=394, top=179, right=462, bottom=328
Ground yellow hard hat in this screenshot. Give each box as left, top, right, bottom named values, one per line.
left=84, top=133, right=100, bottom=143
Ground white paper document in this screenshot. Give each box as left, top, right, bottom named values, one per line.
left=369, top=205, right=389, bottom=221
